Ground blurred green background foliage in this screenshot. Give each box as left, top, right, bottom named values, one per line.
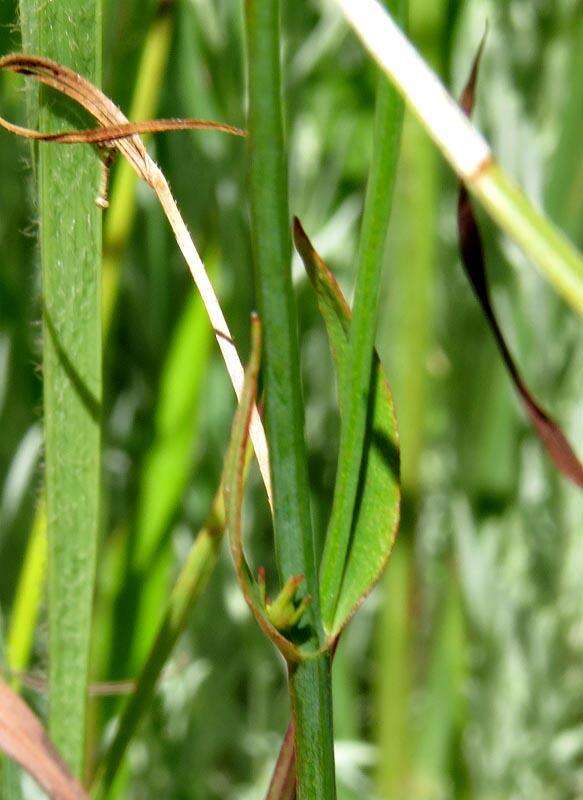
left=0, top=0, right=581, bottom=797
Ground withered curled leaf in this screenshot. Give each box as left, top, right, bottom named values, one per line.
left=457, top=41, right=583, bottom=489
left=265, top=721, right=296, bottom=800
left=0, top=53, right=272, bottom=502
left=222, top=316, right=307, bottom=664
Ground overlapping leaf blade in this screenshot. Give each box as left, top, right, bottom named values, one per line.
left=294, top=220, right=400, bottom=637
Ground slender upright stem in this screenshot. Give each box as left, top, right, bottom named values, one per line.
left=320, top=0, right=406, bottom=628
left=245, top=1, right=336, bottom=796
left=375, top=3, right=444, bottom=792
left=19, top=0, right=102, bottom=775
left=245, top=0, right=316, bottom=592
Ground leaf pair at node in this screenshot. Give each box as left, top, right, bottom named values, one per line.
left=223, top=227, right=401, bottom=659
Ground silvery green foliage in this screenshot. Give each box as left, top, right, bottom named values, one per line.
left=448, top=3, right=583, bottom=797
left=455, top=490, right=583, bottom=799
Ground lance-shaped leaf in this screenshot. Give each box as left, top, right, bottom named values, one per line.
left=223, top=316, right=308, bottom=663
left=294, top=220, right=400, bottom=638
left=457, top=42, right=583, bottom=489
left=0, top=679, right=89, bottom=800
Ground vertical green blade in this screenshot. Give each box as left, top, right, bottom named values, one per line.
left=19, top=0, right=102, bottom=775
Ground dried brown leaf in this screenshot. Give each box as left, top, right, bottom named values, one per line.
left=223, top=317, right=304, bottom=664
left=457, top=41, right=583, bottom=488
left=0, top=53, right=272, bottom=502
left=265, top=722, right=296, bottom=800
left=0, top=679, right=89, bottom=800
left=0, top=116, right=245, bottom=145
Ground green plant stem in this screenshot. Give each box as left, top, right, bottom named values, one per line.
left=19, top=0, right=102, bottom=776
left=320, top=0, right=406, bottom=629
left=375, top=2, right=445, bottom=789
left=288, top=658, right=336, bottom=799
left=245, top=0, right=316, bottom=595
left=245, top=1, right=335, bottom=796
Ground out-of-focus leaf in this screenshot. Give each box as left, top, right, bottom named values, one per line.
left=294, top=219, right=400, bottom=637
left=93, top=490, right=225, bottom=799
left=457, top=43, right=583, bottom=489
left=0, top=680, right=89, bottom=800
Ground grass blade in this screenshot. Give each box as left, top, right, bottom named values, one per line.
left=6, top=4, right=174, bottom=692
left=5, top=502, right=47, bottom=688
left=318, top=0, right=405, bottom=631
left=122, top=280, right=215, bottom=671
left=18, top=0, right=102, bottom=774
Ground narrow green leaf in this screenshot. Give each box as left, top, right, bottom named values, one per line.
left=294, top=220, right=400, bottom=637
left=125, top=280, right=214, bottom=671
left=318, top=0, right=405, bottom=630
left=6, top=503, right=47, bottom=685
left=102, top=0, right=175, bottom=332
left=18, top=0, right=102, bottom=774
left=7, top=5, right=177, bottom=696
